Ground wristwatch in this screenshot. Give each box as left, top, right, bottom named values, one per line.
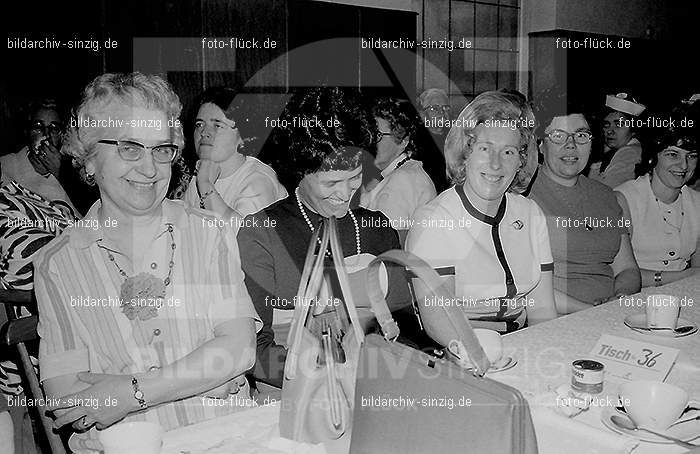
left=131, top=376, right=147, bottom=409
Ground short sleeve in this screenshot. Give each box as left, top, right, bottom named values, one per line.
left=205, top=226, right=262, bottom=332
left=529, top=200, right=554, bottom=271
left=35, top=258, right=90, bottom=382
left=233, top=173, right=285, bottom=218
left=406, top=204, right=456, bottom=269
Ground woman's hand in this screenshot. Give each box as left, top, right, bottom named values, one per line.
left=196, top=159, right=221, bottom=193
left=49, top=373, right=136, bottom=431
left=36, top=140, right=63, bottom=177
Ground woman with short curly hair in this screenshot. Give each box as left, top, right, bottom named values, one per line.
left=36, top=72, right=260, bottom=450
left=238, top=87, right=413, bottom=387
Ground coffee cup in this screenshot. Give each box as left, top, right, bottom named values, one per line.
left=99, top=421, right=163, bottom=454
left=473, top=329, right=503, bottom=364
left=645, top=294, right=680, bottom=329
left=620, top=381, right=698, bottom=430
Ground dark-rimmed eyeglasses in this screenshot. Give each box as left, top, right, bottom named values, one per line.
left=29, top=121, right=63, bottom=135
left=545, top=129, right=593, bottom=145
left=97, top=139, right=179, bottom=163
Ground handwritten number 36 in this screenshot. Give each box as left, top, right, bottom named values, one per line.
left=637, top=349, right=662, bottom=368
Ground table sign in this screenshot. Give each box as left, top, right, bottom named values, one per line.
left=588, top=334, right=679, bottom=382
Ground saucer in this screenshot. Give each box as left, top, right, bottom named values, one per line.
left=486, top=356, right=518, bottom=373
left=601, top=407, right=700, bottom=443
left=624, top=314, right=698, bottom=338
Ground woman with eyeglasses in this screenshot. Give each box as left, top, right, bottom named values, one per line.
left=183, top=87, right=286, bottom=218
left=0, top=99, right=88, bottom=213
left=34, top=73, right=260, bottom=450
left=528, top=90, right=640, bottom=312
left=406, top=90, right=558, bottom=334
left=615, top=100, right=700, bottom=288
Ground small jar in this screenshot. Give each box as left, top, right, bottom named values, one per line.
left=571, top=359, right=604, bottom=394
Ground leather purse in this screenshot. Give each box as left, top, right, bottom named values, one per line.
left=279, top=217, right=399, bottom=443
left=350, top=250, right=538, bottom=454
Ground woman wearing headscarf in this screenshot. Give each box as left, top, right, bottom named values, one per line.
left=406, top=90, right=557, bottom=333
left=615, top=98, right=700, bottom=288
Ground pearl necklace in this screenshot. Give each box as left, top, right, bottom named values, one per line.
left=651, top=175, right=685, bottom=232
left=295, top=188, right=361, bottom=256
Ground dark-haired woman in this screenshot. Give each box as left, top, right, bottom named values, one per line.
left=615, top=100, right=700, bottom=288
left=183, top=88, right=287, bottom=217
left=238, top=87, right=412, bottom=388
left=528, top=92, right=641, bottom=312
left=360, top=97, right=436, bottom=245
left=588, top=93, right=646, bottom=188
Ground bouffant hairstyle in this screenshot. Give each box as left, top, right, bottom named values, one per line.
left=371, top=97, right=419, bottom=157
left=63, top=72, right=184, bottom=169
left=267, top=87, right=375, bottom=190
left=444, top=90, right=535, bottom=191
left=532, top=89, right=592, bottom=139
left=636, top=102, right=699, bottom=178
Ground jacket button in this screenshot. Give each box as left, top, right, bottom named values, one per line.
left=663, top=260, right=669, bottom=265
left=153, top=329, right=161, bottom=336
left=669, top=251, right=675, bottom=256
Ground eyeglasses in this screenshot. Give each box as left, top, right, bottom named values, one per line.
left=545, top=129, right=593, bottom=145
left=423, top=105, right=451, bottom=115
left=97, top=139, right=179, bottom=163
left=30, top=121, right=63, bottom=135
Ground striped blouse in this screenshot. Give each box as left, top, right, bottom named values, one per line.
left=34, top=199, right=261, bottom=438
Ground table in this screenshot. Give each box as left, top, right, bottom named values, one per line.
left=161, top=275, right=700, bottom=454
left=494, top=275, right=700, bottom=453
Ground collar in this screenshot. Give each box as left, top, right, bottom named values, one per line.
left=455, top=184, right=506, bottom=225
left=380, top=153, right=409, bottom=179
left=69, top=199, right=189, bottom=249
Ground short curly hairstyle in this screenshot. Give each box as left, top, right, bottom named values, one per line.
left=63, top=72, right=184, bottom=169
left=267, top=87, right=375, bottom=190
left=636, top=101, right=699, bottom=178
left=371, top=97, right=419, bottom=157
left=444, top=90, right=536, bottom=190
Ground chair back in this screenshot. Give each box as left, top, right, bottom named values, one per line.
left=0, top=289, right=67, bottom=454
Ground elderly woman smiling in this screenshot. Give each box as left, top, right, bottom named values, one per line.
left=34, top=73, right=260, bottom=444
left=406, top=90, right=557, bottom=333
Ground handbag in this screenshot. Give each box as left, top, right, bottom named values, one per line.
left=279, top=217, right=399, bottom=443
left=350, top=250, right=538, bottom=454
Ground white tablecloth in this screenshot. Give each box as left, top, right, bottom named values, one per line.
left=162, top=275, right=700, bottom=454
left=493, top=275, right=700, bottom=453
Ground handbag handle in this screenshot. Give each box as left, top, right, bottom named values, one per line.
left=328, top=217, right=365, bottom=349
left=366, top=250, right=489, bottom=377
left=286, top=223, right=331, bottom=379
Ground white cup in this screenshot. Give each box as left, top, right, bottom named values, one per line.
left=99, top=421, right=163, bottom=454
left=473, top=329, right=503, bottom=364
left=620, top=381, right=698, bottom=430
left=645, top=294, right=680, bottom=329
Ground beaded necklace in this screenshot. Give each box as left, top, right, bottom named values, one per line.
left=650, top=174, right=685, bottom=232
left=97, top=224, right=176, bottom=321
left=295, top=188, right=361, bottom=256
